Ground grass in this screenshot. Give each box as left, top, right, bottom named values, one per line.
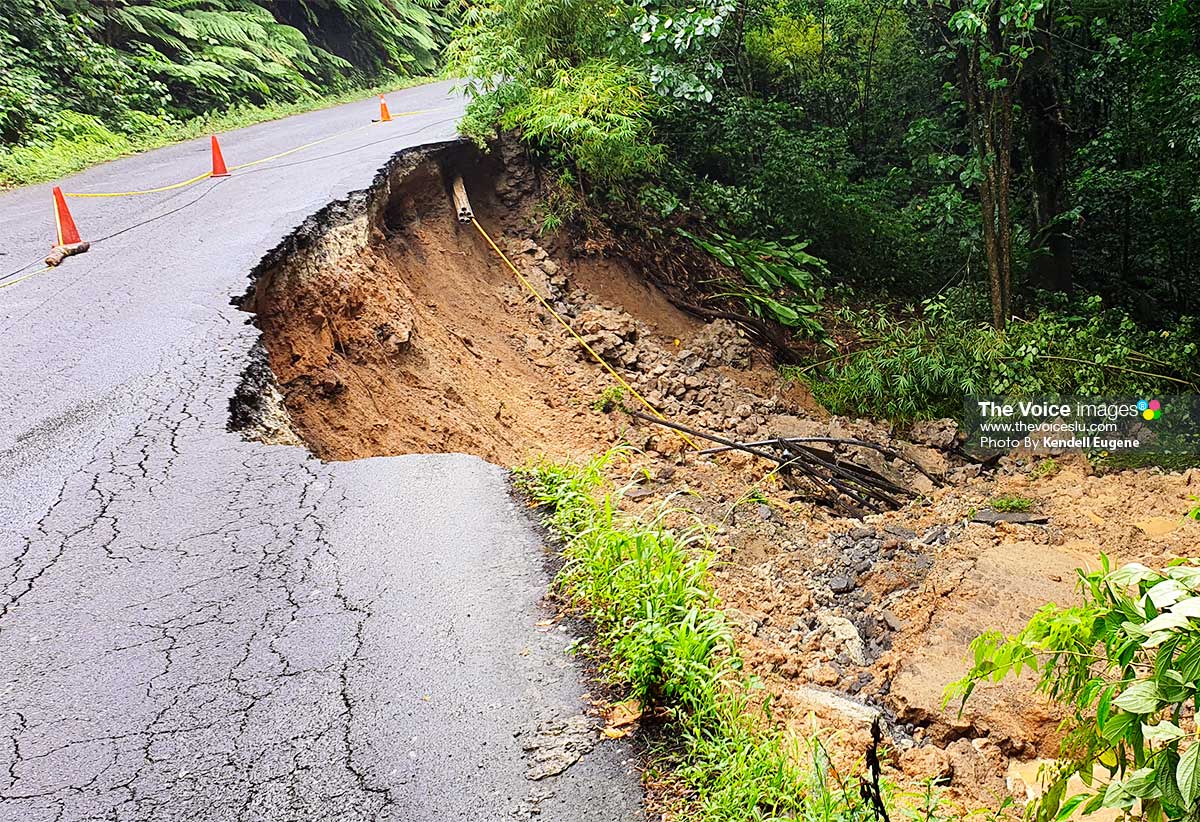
left=0, top=75, right=438, bottom=189
left=987, top=493, right=1035, bottom=513
left=515, top=450, right=885, bottom=822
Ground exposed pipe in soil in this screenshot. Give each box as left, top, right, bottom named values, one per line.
left=451, top=175, right=474, bottom=223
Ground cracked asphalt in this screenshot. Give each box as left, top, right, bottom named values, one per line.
left=0, top=81, right=644, bottom=821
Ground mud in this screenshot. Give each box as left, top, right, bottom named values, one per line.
left=232, top=139, right=1200, bottom=813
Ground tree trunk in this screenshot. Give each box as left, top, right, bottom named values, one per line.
left=960, top=23, right=1013, bottom=330
left=1022, top=20, right=1073, bottom=292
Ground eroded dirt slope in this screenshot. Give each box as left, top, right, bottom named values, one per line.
left=246, top=152, right=602, bottom=462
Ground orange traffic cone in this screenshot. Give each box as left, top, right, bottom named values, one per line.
left=378, top=95, right=392, bottom=123
left=210, top=135, right=230, bottom=177
left=52, top=186, right=82, bottom=246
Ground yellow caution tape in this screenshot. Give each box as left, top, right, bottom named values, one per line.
left=0, top=267, right=54, bottom=291
left=227, top=126, right=369, bottom=171
left=2, top=104, right=451, bottom=294
left=64, top=171, right=213, bottom=198
left=470, top=217, right=697, bottom=451
left=230, top=108, right=445, bottom=171
left=63, top=106, right=447, bottom=198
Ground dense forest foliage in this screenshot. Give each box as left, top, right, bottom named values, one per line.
left=0, top=0, right=446, bottom=181
left=451, top=0, right=1200, bottom=422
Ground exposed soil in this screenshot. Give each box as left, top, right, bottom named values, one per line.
left=233, top=140, right=1200, bottom=813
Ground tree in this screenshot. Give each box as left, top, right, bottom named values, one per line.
left=926, top=0, right=1045, bottom=329
left=1020, top=5, right=1072, bottom=293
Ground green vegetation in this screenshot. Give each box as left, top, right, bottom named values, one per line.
left=1032, top=459, right=1061, bottom=480
left=794, top=291, right=1199, bottom=422
left=987, top=494, right=1035, bottom=514
left=679, top=229, right=830, bottom=342
left=0, top=0, right=447, bottom=187
left=591, top=385, right=628, bottom=413
left=449, top=0, right=1200, bottom=427
left=516, top=452, right=884, bottom=821
left=1187, top=497, right=1200, bottom=522
left=741, top=487, right=771, bottom=509
left=949, top=556, right=1200, bottom=822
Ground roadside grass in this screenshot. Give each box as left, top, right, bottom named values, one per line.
left=514, top=450, right=884, bottom=821
left=0, top=75, right=438, bottom=189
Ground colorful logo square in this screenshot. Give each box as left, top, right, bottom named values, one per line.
left=1140, top=399, right=1162, bottom=420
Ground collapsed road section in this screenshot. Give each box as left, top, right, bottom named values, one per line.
left=230, top=138, right=781, bottom=468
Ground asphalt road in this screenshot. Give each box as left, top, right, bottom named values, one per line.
left=0, top=81, right=644, bottom=820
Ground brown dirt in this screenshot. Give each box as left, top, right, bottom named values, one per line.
left=239, top=142, right=1200, bottom=814
left=249, top=153, right=633, bottom=463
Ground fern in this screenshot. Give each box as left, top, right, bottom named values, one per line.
left=81, top=0, right=443, bottom=111
left=307, top=0, right=445, bottom=71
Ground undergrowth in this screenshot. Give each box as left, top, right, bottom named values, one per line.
left=949, top=556, right=1200, bottom=822
left=793, top=290, right=1200, bottom=422
left=514, top=451, right=884, bottom=822
left=677, top=228, right=830, bottom=342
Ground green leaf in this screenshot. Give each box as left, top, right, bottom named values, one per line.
left=1103, top=778, right=1137, bottom=810
left=1097, top=684, right=1115, bottom=729
left=1124, top=766, right=1161, bottom=799
left=1110, top=563, right=1162, bottom=588
left=1147, top=579, right=1189, bottom=608
left=1143, top=721, right=1186, bottom=743
left=1054, top=793, right=1089, bottom=821
left=1171, top=597, right=1200, bottom=619
left=1113, top=680, right=1163, bottom=714
left=761, top=298, right=800, bottom=324
left=1157, top=750, right=1185, bottom=808
left=1177, top=742, right=1200, bottom=805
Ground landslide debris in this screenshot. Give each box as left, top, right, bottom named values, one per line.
left=232, top=139, right=1200, bottom=813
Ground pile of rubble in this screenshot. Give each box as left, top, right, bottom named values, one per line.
left=571, top=305, right=778, bottom=436
left=503, top=233, right=783, bottom=440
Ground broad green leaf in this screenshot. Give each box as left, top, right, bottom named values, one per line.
left=1166, top=566, right=1200, bottom=589
left=1103, top=778, right=1136, bottom=810
left=761, top=298, right=799, bottom=324
left=1143, top=721, right=1186, bottom=743
left=1176, top=643, right=1200, bottom=684
left=1110, top=563, right=1161, bottom=588
left=1101, top=712, right=1134, bottom=743
left=1112, top=680, right=1163, bottom=714
left=1157, top=751, right=1185, bottom=808
left=1137, top=611, right=1192, bottom=645
left=1054, top=793, right=1089, bottom=821
left=1171, top=597, right=1200, bottom=619
left=1124, top=766, right=1161, bottom=799
left=1147, top=579, right=1188, bottom=609
left=1177, top=742, right=1200, bottom=805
